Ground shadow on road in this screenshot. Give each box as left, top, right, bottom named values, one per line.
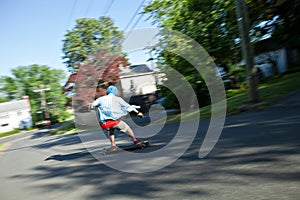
left=8, top=105, right=300, bottom=199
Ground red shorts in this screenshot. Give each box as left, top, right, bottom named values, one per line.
left=99, top=119, right=120, bottom=130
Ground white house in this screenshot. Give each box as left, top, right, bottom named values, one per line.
left=237, top=48, right=291, bottom=78
left=0, top=97, right=33, bottom=133
left=115, top=64, right=163, bottom=112
left=119, top=64, right=158, bottom=101
left=254, top=48, right=288, bottom=77
left=251, top=38, right=300, bottom=78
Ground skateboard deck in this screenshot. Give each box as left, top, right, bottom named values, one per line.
left=102, top=140, right=150, bottom=155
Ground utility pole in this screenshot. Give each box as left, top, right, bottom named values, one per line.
left=33, top=84, right=51, bottom=125
left=235, top=0, right=259, bottom=103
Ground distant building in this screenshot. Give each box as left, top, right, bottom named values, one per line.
left=0, top=96, right=32, bottom=133
left=253, top=38, right=299, bottom=78
left=237, top=38, right=300, bottom=78
left=119, top=65, right=157, bottom=98
left=254, top=37, right=300, bottom=70
left=117, top=64, right=159, bottom=112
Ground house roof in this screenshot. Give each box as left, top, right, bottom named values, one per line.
left=0, top=100, right=30, bottom=113
left=121, top=64, right=152, bottom=76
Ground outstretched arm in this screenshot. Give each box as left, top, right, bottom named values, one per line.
left=89, top=98, right=101, bottom=110
left=118, top=98, right=144, bottom=118
left=130, top=107, right=144, bottom=118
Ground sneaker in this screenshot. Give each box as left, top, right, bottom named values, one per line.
left=110, top=145, right=119, bottom=151
left=134, top=138, right=142, bottom=145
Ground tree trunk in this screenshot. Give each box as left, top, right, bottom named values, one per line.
left=235, top=0, right=259, bottom=103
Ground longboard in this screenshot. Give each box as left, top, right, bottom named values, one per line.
left=102, top=140, right=150, bottom=155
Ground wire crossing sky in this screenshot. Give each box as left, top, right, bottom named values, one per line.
left=0, top=0, right=156, bottom=78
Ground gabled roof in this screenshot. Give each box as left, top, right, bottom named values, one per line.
left=121, top=64, right=152, bottom=76
left=129, top=64, right=152, bottom=73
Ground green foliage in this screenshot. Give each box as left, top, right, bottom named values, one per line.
left=144, top=0, right=239, bottom=64
left=62, top=16, right=124, bottom=72
left=0, top=96, right=9, bottom=103
left=143, top=0, right=238, bottom=109
left=0, top=76, right=20, bottom=100
left=249, top=0, right=300, bottom=43
left=144, top=0, right=298, bottom=69
left=226, top=88, right=246, bottom=98
left=0, top=64, right=69, bottom=124
left=143, top=0, right=299, bottom=109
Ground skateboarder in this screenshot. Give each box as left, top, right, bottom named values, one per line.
left=91, top=85, right=144, bottom=150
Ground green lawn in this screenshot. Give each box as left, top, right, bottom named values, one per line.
left=48, top=121, right=77, bottom=135
left=0, top=129, right=21, bottom=138
left=167, top=71, right=300, bottom=122
left=227, top=71, right=300, bottom=115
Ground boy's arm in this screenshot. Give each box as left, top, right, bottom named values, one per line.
left=90, top=98, right=101, bottom=110
left=118, top=97, right=144, bottom=118
left=131, top=107, right=144, bottom=118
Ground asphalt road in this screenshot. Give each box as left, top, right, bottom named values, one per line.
left=1, top=91, right=300, bottom=200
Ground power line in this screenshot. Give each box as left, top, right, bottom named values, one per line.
left=84, top=0, right=94, bottom=16
left=123, top=0, right=147, bottom=32
left=125, top=12, right=144, bottom=38
left=66, top=0, right=78, bottom=30
left=124, top=0, right=148, bottom=39
left=103, top=0, right=115, bottom=16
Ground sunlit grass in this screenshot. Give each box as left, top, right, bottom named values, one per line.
left=167, top=71, right=300, bottom=122
left=48, top=121, right=77, bottom=135
left=0, top=129, right=21, bottom=138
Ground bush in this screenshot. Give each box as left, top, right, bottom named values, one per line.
left=227, top=65, right=247, bottom=89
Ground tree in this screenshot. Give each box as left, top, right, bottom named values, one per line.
left=235, top=0, right=259, bottom=103
left=0, top=76, right=20, bottom=100
left=143, top=0, right=238, bottom=108
left=143, top=0, right=300, bottom=106
left=70, top=51, right=129, bottom=113
left=144, top=0, right=239, bottom=65
left=248, top=0, right=300, bottom=43
left=0, top=65, right=69, bottom=124
left=62, top=16, right=125, bottom=72
left=62, top=16, right=131, bottom=113
left=144, top=0, right=300, bottom=63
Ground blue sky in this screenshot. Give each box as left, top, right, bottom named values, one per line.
left=0, top=0, right=157, bottom=77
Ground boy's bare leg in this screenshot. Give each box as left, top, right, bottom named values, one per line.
left=125, top=127, right=137, bottom=142
left=125, top=127, right=143, bottom=145
left=116, top=121, right=140, bottom=143
left=109, top=130, right=116, bottom=147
